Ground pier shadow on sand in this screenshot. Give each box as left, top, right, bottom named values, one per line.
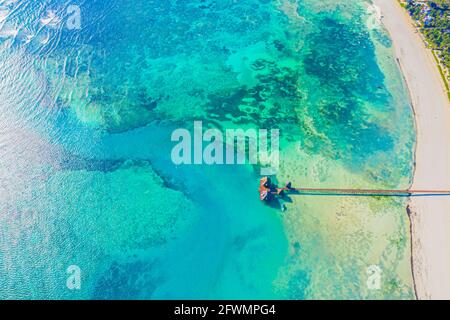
left=286, top=192, right=450, bottom=198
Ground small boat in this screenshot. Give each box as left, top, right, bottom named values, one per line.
left=260, top=190, right=270, bottom=201
left=259, top=177, right=271, bottom=201
left=260, top=177, right=271, bottom=188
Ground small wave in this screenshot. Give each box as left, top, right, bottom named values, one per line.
left=0, top=7, right=10, bottom=23
left=0, top=47, right=63, bottom=132
left=40, top=10, right=62, bottom=28
left=0, top=25, right=18, bottom=39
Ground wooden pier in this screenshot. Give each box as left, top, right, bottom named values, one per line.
left=259, top=177, right=450, bottom=201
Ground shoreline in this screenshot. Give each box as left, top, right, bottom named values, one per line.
left=394, top=53, right=420, bottom=300
left=373, top=0, right=450, bottom=299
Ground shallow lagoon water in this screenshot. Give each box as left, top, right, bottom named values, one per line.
left=0, top=0, right=414, bottom=299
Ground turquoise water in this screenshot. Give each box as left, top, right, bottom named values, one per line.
left=0, top=0, right=415, bottom=299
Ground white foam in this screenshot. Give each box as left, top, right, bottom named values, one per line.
left=0, top=6, right=10, bottom=24
left=40, top=10, right=61, bottom=28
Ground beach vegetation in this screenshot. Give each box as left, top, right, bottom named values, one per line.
left=405, top=1, right=450, bottom=83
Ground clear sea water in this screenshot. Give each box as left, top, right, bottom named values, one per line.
left=0, top=0, right=415, bottom=299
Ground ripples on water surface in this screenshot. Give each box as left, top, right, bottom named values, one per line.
left=0, top=0, right=415, bottom=299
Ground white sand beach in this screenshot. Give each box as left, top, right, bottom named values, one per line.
left=373, top=0, right=450, bottom=299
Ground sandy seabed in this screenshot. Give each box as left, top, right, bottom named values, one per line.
left=373, top=0, right=450, bottom=300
